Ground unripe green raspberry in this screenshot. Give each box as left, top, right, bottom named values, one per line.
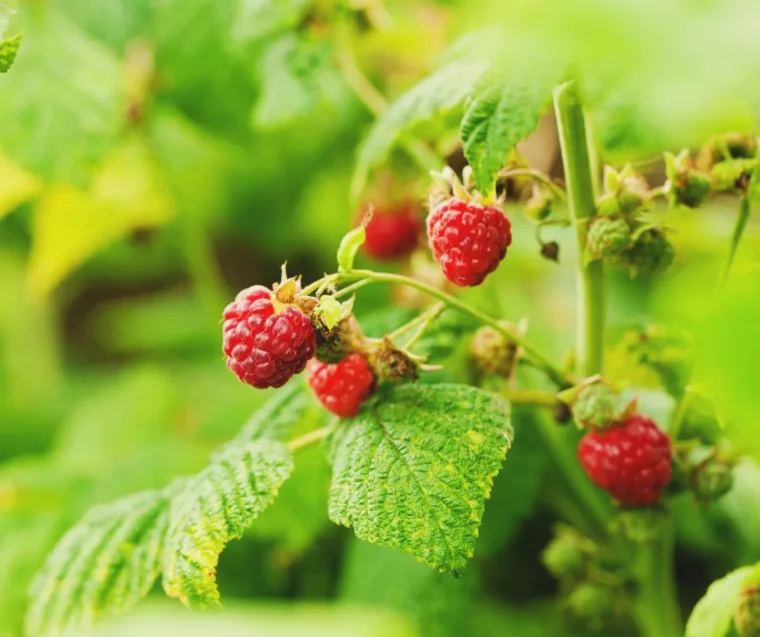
left=572, top=383, right=621, bottom=431
left=711, top=158, right=759, bottom=192
left=542, top=526, right=587, bottom=579
left=692, top=458, right=734, bottom=502
left=586, top=217, right=632, bottom=261
left=566, top=582, right=615, bottom=628
left=620, top=228, right=674, bottom=276
left=469, top=323, right=518, bottom=378
left=736, top=582, right=760, bottom=637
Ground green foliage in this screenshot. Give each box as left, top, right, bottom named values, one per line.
left=461, top=72, right=556, bottom=193
left=339, top=539, right=473, bottom=637
left=353, top=58, right=488, bottom=195
left=0, top=8, right=122, bottom=183
left=25, top=437, right=294, bottom=634
left=685, top=566, right=754, bottom=637
left=0, top=33, right=20, bottom=72
left=328, top=383, right=511, bottom=572
left=337, top=225, right=366, bottom=272
left=252, top=33, right=347, bottom=130
left=26, top=490, right=171, bottom=637
left=231, top=0, right=311, bottom=47
left=162, top=440, right=293, bottom=608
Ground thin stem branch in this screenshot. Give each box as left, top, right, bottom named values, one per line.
left=334, top=34, right=441, bottom=175
left=553, top=81, right=605, bottom=377
left=501, top=388, right=558, bottom=409
left=499, top=168, right=568, bottom=202
left=719, top=194, right=752, bottom=285
left=336, top=269, right=570, bottom=387
left=383, top=301, right=444, bottom=345
left=287, top=424, right=336, bottom=453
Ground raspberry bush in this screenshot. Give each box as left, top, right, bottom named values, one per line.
left=2, top=1, right=760, bottom=637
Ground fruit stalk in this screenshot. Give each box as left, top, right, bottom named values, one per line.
left=720, top=193, right=753, bottom=285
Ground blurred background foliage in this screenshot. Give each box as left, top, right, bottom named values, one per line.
left=1, top=0, right=760, bottom=635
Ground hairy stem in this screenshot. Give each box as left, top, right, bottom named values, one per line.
left=337, top=269, right=570, bottom=386
left=553, top=81, right=604, bottom=377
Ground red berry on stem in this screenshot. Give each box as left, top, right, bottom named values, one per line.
left=307, top=353, right=376, bottom=418
left=578, top=414, right=672, bottom=507
left=223, top=285, right=316, bottom=389
left=363, top=203, right=420, bottom=261
left=427, top=198, right=512, bottom=287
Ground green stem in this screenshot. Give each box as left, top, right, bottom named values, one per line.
left=402, top=302, right=445, bottom=349
left=719, top=194, right=752, bottom=285
left=553, top=81, right=605, bottom=377
left=501, top=388, right=558, bottom=409
left=498, top=168, right=568, bottom=202
left=555, top=81, right=681, bottom=637
left=288, top=424, right=336, bottom=452
left=633, top=522, right=682, bottom=637
left=338, top=269, right=570, bottom=387
left=335, top=32, right=440, bottom=175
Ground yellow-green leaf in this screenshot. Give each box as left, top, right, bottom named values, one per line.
left=27, top=138, right=174, bottom=297
left=0, top=148, right=40, bottom=220
left=161, top=439, right=293, bottom=609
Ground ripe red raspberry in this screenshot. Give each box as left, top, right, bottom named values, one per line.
left=222, top=285, right=316, bottom=389
left=307, top=353, right=376, bottom=418
left=578, top=414, right=672, bottom=506
left=426, top=198, right=512, bottom=287
left=362, top=204, right=420, bottom=261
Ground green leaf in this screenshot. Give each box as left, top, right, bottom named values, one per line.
left=352, top=59, right=488, bottom=196
left=231, top=0, right=311, bottom=46
left=336, top=226, right=366, bottom=272
left=234, top=381, right=314, bottom=443
left=0, top=32, right=20, bottom=72
left=252, top=33, right=347, bottom=130
left=476, top=408, right=546, bottom=557
left=461, top=72, right=556, bottom=194
left=26, top=490, right=171, bottom=637
left=161, top=439, right=293, bottom=609
left=339, top=539, right=474, bottom=637
left=685, top=566, right=753, bottom=637
left=0, top=9, right=122, bottom=182
left=328, top=383, right=511, bottom=572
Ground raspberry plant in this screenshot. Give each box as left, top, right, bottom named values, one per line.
left=3, top=1, right=760, bottom=637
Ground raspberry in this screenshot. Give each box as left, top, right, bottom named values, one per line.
left=736, top=578, right=760, bottom=637
left=426, top=198, right=512, bottom=287
left=578, top=414, right=672, bottom=506
left=307, top=353, right=376, bottom=418
left=222, top=285, right=316, bottom=389
left=362, top=204, right=420, bottom=261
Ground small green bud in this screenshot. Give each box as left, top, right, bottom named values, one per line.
left=596, top=192, right=620, bottom=217
left=566, top=582, right=615, bottom=628
left=572, top=383, right=622, bottom=431
left=541, top=525, right=589, bottom=580
left=469, top=322, right=518, bottom=378
left=711, top=158, right=759, bottom=193
left=586, top=216, right=633, bottom=262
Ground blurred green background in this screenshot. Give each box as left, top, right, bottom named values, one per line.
left=2, top=0, right=760, bottom=635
